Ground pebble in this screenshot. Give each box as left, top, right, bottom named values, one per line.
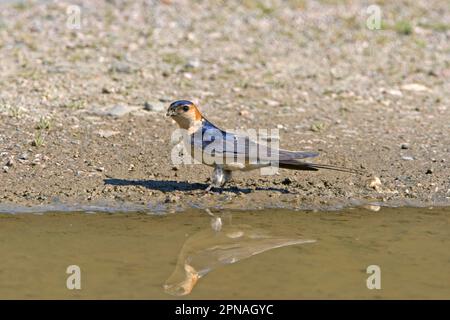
left=385, top=89, right=403, bottom=97
left=6, top=157, right=15, bottom=167
left=369, top=176, right=383, bottom=192
left=144, top=100, right=166, bottom=112
left=401, top=143, right=410, bottom=150
left=96, top=130, right=120, bottom=138
left=264, top=99, right=281, bottom=107
left=401, top=83, right=430, bottom=92
left=310, top=123, right=325, bottom=132
left=99, top=105, right=140, bottom=117
left=109, top=61, right=133, bottom=74
left=165, top=195, right=179, bottom=203
left=239, top=110, right=254, bottom=119
left=185, top=59, right=201, bottom=69
left=402, top=156, right=414, bottom=161
left=101, top=87, right=115, bottom=94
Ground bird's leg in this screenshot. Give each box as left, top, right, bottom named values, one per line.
left=205, top=165, right=232, bottom=192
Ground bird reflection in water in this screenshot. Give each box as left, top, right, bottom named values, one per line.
left=164, top=209, right=316, bottom=296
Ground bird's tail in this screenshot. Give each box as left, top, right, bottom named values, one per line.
left=277, top=159, right=361, bottom=174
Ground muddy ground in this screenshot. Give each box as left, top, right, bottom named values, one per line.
left=0, top=0, right=449, bottom=212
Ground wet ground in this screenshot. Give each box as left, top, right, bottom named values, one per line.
left=1, top=0, right=450, bottom=211
left=0, top=206, right=449, bottom=299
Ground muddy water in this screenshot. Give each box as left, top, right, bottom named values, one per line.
left=0, top=207, right=449, bottom=299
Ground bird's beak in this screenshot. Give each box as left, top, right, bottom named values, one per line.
left=166, top=109, right=176, bottom=117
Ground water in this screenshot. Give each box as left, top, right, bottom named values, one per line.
left=0, top=207, right=449, bottom=299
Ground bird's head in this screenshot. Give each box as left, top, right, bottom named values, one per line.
left=166, top=100, right=202, bottom=130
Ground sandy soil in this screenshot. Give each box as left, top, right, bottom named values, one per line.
left=0, top=0, right=449, bottom=212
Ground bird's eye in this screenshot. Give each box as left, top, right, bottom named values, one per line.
left=183, top=105, right=190, bottom=112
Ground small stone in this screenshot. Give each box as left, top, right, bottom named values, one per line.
left=426, top=169, right=433, bottom=174
left=144, top=100, right=166, bottom=112
left=369, top=176, right=383, bottom=192
left=98, top=105, right=140, bottom=117
left=96, top=130, right=120, bottom=138
left=401, top=83, right=430, bottom=92
left=101, top=87, right=115, bottom=94
left=128, top=164, right=135, bottom=171
left=239, top=110, right=254, bottom=119
left=109, top=61, right=133, bottom=74
left=2, top=166, right=9, bottom=173
left=165, top=195, right=179, bottom=203
left=282, top=177, right=293, bottom=185
left=310, top=122, right=325, bottom=132
left=264, top=99, right=280, bottom=107
left=385, top=89, right=403, bottom=97
left=96, top=167, right=105, bottom=172
left=401, top=143, right=410, bottom=150
left=186, top=32, right=196, bottom=41
left=6, top=157, right=15, bottom=167
left=402, top=156, right=414, bottom=161
left=19, top=153, right=28, bottom=160
left=185, top=59, right=200, bottom=69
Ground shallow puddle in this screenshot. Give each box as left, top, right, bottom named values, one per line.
left=0, top=207, right=449, bottom=299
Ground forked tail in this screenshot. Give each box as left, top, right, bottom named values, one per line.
left=278, top=159, right=361, bottom=174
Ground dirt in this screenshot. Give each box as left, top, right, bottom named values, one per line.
left=0, top=0, right=449, bottom=213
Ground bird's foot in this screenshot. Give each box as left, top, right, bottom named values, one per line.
left=204, top=184, right=222, bottom=194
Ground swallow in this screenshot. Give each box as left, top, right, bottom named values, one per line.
left=167, top=100, right=358, bottom=191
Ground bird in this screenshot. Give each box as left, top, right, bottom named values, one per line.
left=166, top=100, right=358, bottom=191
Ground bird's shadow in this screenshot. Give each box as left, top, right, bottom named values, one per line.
left=104, top=178, right=291, bottom=194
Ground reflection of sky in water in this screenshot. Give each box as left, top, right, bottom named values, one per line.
left=164, top=213, right=316, bottom=296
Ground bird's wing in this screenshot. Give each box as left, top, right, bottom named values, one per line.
left=196, top=128, right=318, bottom=163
